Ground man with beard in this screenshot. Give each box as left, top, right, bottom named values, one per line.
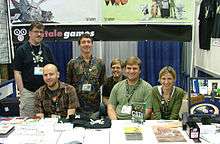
left=35, top=64, right=79, bottom=119
left=107, top=56, right=152, bottom=120
left=102, top=58, right=126, bottom=106
left=13, top=21, right=54, bottom=117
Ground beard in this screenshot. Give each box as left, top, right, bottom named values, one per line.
left=47, top=81, right=57, bottom=88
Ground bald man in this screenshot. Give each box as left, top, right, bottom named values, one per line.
left=35, top=64, right=79, bottom=119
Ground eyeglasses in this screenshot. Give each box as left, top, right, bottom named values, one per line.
left=32, top=30, right=44, bottom=34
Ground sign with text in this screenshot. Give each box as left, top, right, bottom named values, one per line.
left=8, top=0, right=193, bottom=25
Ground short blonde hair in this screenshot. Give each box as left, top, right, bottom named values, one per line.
left=159, top=66, right=176, bottom=80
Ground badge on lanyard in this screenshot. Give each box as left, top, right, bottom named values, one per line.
left=34, top=66, right=43, bottom=75
left=82, top=83, right=92, bottom=92
left=121, top=105, right=132, bottom=114
left=51, top=114, right=60, bottom=119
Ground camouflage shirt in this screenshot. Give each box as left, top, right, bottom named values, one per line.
left=67, top=55, right=106, bottom=113
left=35, top=81, right=80, bottom=118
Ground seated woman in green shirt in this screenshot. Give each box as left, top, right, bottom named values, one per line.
left=151, top=66, right=185, bottom=120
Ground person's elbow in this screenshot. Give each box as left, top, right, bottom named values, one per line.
left=144, top=108, right=152, bottom=119
left=107, top=104, right=117, bottom=120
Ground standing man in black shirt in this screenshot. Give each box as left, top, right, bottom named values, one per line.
left=13, top=21, right=54, bottom=117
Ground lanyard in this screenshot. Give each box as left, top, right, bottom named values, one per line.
left=47, top=87, right=61, bottom=112
left=30, top=44, right=43, bottom=65
left=82, top=57, right=97, bottom=82
left=160, top=87, right=174, bottom=118
left=161, top=98, right=170, bottom=119
left=126, top=79, right=141, bottom=104
left=52, top=95, right=60, bottom=112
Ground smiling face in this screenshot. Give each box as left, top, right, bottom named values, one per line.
left=43, top=64, right=60, bottom=89
left=125, top=64, right=141, bottom=84
left=160, top=72, right=175, bottom=91
left=124, top=56, right=142, bottom=84
left=111, top=63, right=122, bottom=78
left=29, top=27, right=44, bottom=45
left=79, top=37, right=93, bottom=55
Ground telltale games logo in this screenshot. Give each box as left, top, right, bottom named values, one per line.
left=14, top=28, right=27, bottom=42
left=13, top=28, right=95, bottom=42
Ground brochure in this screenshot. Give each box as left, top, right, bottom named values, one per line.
left=124, top=127, right=143, bottom=141
left=152, top=126, right=186, bottom=142
left=0, top=125, right=15, bottom=137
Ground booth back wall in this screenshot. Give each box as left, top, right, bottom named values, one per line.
left=46, top=42, right=72, bottom=82
left=138, top=40, right=183, bottom=87
left=48, top=41, right=185, bottom=89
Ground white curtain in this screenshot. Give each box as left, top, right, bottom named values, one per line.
left=72, top=41, right=138, bottom=76
left=182, top=42, right=192, bottom=76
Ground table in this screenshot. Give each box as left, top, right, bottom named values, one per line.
left=0, top=118, right=215, bottom=144
left=0, top=118, right=110, bottom=144
left=110, top=120, right=210, bottom=144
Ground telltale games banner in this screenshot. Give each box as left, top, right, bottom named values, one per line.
left=8, top=0, right=194, bottom=43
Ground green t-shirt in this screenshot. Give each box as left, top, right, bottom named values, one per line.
left=151, top=86, right=185, bottom=120
left=109, top=79, right=152, bottom=120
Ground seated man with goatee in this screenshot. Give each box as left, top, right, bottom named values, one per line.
left=35, top=64, right=79, bottom=119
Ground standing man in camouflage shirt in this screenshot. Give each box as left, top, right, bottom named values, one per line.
left=67, top=34, right=106, bottom=118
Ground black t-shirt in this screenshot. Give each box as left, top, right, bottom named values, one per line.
left=212, top=0, right=220, bottom=38
left=102, top=75, right=126, bottom=97
left=198, top=0, right=215, bottom=50
left=13, top=41, right=54, bottom=92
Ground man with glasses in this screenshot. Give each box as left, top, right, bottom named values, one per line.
left=14, top=21, right=54, bottom=117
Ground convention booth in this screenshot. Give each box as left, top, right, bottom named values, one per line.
left=1, top=0, right=220, bottom=143
left=5, top=0, right=195, bottom=116
left=7, top=0, right=195, bottom=87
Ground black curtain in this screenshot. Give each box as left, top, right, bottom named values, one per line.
left=46, top=41, right=72, bottom=82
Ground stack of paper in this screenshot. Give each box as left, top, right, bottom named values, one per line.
left=0, top=125, right=14, bottom=138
